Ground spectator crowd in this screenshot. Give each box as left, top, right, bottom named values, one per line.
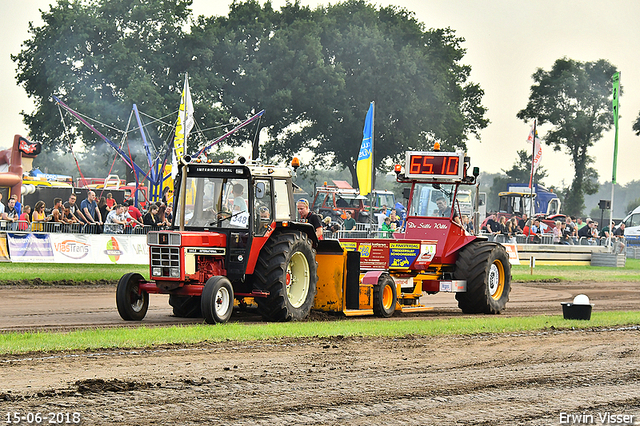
left=481, top=213, right=626, bottom=246
left=0, top=190, right=173, bottom=234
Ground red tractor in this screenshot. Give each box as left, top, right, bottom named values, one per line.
left=116, top=149, right=511, bottom=324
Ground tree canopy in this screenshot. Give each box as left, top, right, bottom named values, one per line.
left=13, top=0, right=488, bottom=186
left=517, top=58, right=618, bottom=217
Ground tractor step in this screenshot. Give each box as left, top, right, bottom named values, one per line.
left=343, top=309, right=374, bottom=316
left=399, top=305, right=434, bottom=313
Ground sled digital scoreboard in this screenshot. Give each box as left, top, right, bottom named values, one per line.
left=404, top=151, right=464, bottom=181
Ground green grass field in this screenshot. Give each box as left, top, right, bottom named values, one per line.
left=0, top=262, right=148, bottom=283
left=1, top=311, right=639, bottom=355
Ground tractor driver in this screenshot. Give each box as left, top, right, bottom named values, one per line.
left=232, top=183, right=247, bottom=212
left=435, top=196, right=459, bottom=220
left=296, top=198, right=323, bottom=240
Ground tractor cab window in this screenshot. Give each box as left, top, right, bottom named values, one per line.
left=175, top=176, right=250, bottom=229
left=335, top=193, right=360, bottom=208
left=375, top=192, right=395, bottom=209
left=273, top=179, right=292, bottom=221
left=254, top=179, right=272, bottom=236
left=499, top=193, right=534, bottom=216
left=410, top=183, right=456, bottom=218
left=312, top=193, right=327, bottom=211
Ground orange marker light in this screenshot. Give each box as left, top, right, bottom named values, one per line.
left=394, top=164, right=402, bottom=173
left=434, top=142, right=441, bottom=151
left=291, top=157, right=300, bottom=168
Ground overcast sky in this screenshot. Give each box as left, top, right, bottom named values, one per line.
left=2, top=0, right=640, bottom=188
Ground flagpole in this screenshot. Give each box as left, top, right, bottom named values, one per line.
left=610, top=72, right=621, bottom=249
left=529, top=119, right=536, bottom=228
left=183, top=73, right=189, bottom=155
left=370, top=101, right=375, bottom=236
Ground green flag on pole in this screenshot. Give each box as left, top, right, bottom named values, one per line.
left=612, top=72, right=620, bottom=185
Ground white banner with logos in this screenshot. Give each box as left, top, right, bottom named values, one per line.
left=48, top=233, right=149, bottom=264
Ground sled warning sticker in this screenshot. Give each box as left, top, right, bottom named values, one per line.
left=418, top=244, right=436, bottom=263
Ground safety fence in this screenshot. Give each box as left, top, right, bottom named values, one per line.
left=0, top=219, right=159, bottom=235
left=482, top=232, right=628, bottom=248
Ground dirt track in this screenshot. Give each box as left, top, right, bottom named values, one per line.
left=1, top=281, right=639, bottom=425
left=1, top=280, right=639, bottom=332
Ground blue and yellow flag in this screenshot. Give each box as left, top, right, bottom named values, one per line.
left=356, top=102, right=374, bottom=196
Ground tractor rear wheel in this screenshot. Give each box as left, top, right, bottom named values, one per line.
left=201, top=276, right=234, bottom=324
left=169, top=295, right=202, bottom=318
left=116, top=273, right=149, bottom=321
left=454, top=241, right=511, bottom=314
left=373, top=274, right=397, bottom=318
left=253, top=231, right=318, bottom=321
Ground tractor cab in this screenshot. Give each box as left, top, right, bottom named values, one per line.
left=393, top=149, right=482, bottom=264
left=167, top=160, right=300, bottom=285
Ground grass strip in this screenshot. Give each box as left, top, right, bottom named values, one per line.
left=1, top=311, right=639, bottom=355
left=512, top=258, right=640, bottom=282
left=0, top=263, right=148, bottom=283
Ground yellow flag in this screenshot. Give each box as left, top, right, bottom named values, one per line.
left=173, top=75, right=194, bottom=159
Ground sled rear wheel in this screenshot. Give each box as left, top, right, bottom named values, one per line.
left=454, top=241, right=511, bottom=314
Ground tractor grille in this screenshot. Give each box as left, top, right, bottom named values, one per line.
left=150, top=246, right=181, bottom=278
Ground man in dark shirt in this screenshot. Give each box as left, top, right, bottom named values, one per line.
left=518, top=213, right=528, bottom=230
left=578, top=220, right=596, bottom=245
left=63, top=194, right=88, bottom=223
left=296, top=198, right=323, bottom=240
left=343, top=210, right=356, bottom=231
left=81, top=190, right=102, bottom=224
left=2, top=197, right=19, bottom=230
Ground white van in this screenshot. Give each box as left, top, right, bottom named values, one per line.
left=622, top=206, right=640, bottom=245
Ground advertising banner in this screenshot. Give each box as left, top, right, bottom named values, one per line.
left=501, top=243, right=521, bottom=265
left=0, top=233, right=10, bottom=262
left=7, top=233, right=55, bottom=262
left=50, top=233, right=93, bottom=264
left=49, top=233, right=148, bottom=264
left=91, top=234, right=149, bottom=264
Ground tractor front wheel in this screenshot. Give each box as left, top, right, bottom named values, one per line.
left=373, top=274, right=397, bottom=318
left=201, top=276, right=234, bottom=324
left=454, top=241, right=511, bottom=314
left=253, top=231, right=318, bottom=322
left=116, top=273, right=149, bottom=321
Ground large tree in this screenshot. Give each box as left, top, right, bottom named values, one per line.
left=12, top=0, right=204, bottom=153
left=186, top=0, right=488, bottom=185
left=517, top=58, right=618, bottom=216
left=14, top=0, right=487, bottom=187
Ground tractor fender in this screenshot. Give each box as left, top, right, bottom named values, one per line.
left=361, top=270, right=389, bottom=286
left=284, top=222, right=320, bottom=247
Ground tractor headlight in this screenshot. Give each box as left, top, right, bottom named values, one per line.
left=170, top=267, right=180, bottom=278
left=152, top=267, right=162, bottom=277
